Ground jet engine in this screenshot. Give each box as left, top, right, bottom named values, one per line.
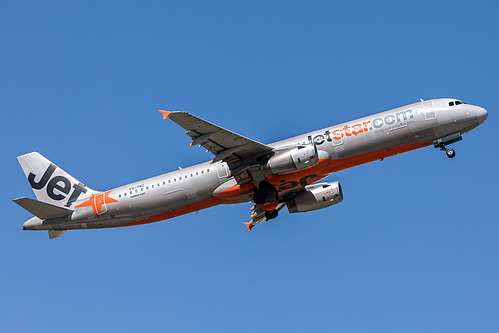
left=287, top=182, right=343, bottom=213
left=264, top=143, right=319, bottom=175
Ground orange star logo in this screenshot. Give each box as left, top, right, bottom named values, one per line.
left=76, top=190, right=119, bottom=218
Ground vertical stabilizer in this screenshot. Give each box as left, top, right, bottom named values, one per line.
left=17, top=152, right=97, bottom=208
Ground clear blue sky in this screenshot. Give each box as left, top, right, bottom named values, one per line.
left=1, top=1, right=498, bottom=332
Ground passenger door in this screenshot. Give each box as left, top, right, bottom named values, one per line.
left=422, top=100, right=436, bottom=120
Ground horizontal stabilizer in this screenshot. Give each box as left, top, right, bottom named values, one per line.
left=13, top=197, right=73, bottom=220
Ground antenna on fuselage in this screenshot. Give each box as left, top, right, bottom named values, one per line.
left=420, top=98, right=424, bottom=102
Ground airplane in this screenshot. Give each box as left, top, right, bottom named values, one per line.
left=14, top=98, right=488, bottom=238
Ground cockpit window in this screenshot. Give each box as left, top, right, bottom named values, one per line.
left=449, top=100, right=466, bottom=107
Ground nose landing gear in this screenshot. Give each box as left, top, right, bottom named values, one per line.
left=433, top=133, right=462, bottom=159
left=434, top=142, right=456, bottom=159
left=445, top=148, right=456, bottom=158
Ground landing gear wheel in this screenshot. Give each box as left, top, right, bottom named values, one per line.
left=265, top=209, right=279, bottom=220
left=252, top=188, right=266, bottom=205
left=446, top=148, right=456, bottom=158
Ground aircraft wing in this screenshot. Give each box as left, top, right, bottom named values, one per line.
left=160, top=110, right=273, bottom=183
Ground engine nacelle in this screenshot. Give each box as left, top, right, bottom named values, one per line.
left=287, top=181, right=343, bottom=213
left=264, top=143, right=319, bottom=175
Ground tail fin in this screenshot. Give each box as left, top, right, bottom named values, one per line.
left=17, top=152, right=97, bottom=208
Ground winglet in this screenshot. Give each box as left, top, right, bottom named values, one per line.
left=158, top=110, right=173, bottom=120
left=243, top=222, right=255, bottom=232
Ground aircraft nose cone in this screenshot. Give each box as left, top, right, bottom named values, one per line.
left=477, top=106, right=488, bottom=125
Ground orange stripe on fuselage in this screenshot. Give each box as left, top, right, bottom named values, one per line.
left=123, top=142, right=431, bottom=227
left=123, top=197, right=227, bottom=227
left=323, top=142, right=431, bottom=174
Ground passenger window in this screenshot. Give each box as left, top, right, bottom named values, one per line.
left=152, top=185, right=154, bottom=188
left=163, top=181, right=165, bottom=185
left=174, top=178, right=176, bottom=182
left=146, top=186, right=149, bottom=190
left=168, top=180, right=171, bottom=183
left=119, top=194, right=122, bottom=198
left=179, top=177, right=182, bottom=180
left=157, top=183, right=160, bottom=187
left=135, top=189, right=138, bottom=193
left=207, top=169, right=210, bottom=173
left=201, top=170, right=204, bottom=174
left=141, top=188, right=144, bottom=191
left=449, top=101, right=454, bottom=106
left=196, top=172, right=199, bottom=176
left=124, top=193, right=127, bottom=197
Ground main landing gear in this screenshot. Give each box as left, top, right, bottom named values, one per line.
left=253, top=180, right=280, bottom=220
left=252, top=180, right=277, bottom=205
left=433, top=133, right=462, bottom=159
left=265, top=209, right=279, bottom=220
